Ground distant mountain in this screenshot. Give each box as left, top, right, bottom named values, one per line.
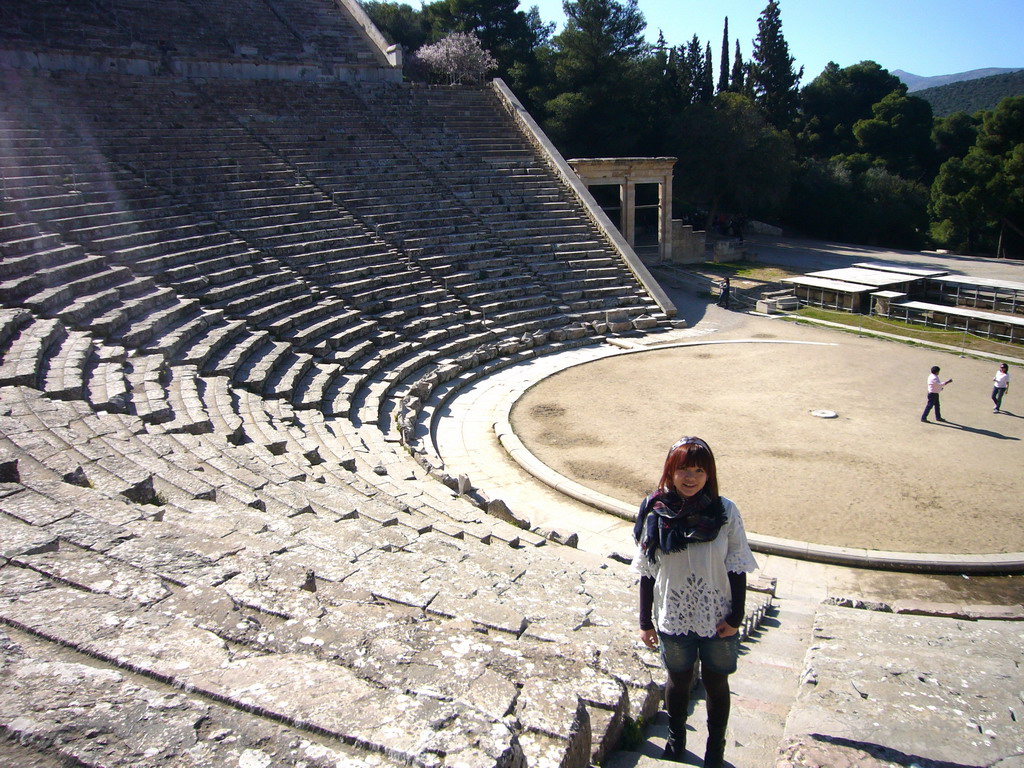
left=915, top=70, right=1024, bottom=117
left=894, top=67, right=1022, bottom=93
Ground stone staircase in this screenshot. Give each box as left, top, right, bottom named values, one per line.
left=605, top=588, right=814, bottom=768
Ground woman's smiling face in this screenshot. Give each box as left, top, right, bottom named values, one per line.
left=672, top=465, right=707, bottom=497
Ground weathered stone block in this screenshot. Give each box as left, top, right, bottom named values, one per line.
left=487, top=498, right=529, bottom=529
left=631, top=315, right=658, bottom=330
left=0, top=512, right=59, bottom=559
left=604, top=310, right=629, bottom=324
left=16, top=546, right=171, bottom=606
left=0, top=489, right=75, bottom=526
left=533, top=527, right=579, bottom=548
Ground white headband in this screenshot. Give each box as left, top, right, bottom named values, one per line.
left=669, top=436, right=711, bottom=454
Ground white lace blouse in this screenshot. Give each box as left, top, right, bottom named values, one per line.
left=631, top=496, right=758, bottom=637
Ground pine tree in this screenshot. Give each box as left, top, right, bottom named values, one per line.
left=678, top=35, right=703, bottom=105
left=554, top=0, right=647, bottom=87
left=731, top=40, right=746, bottom=94
left=751, top=0, right=803, bottom=128
left=718, top=17, right=730, bottom=93
left=702, top=42, right=714, bottom=102
left=543, top=0, right=649, bottom=156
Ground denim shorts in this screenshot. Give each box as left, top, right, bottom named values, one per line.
left=658, top=630, right=739, bottom=675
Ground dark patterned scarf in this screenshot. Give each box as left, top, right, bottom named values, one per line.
left=634, top=489, right=727, bottom=562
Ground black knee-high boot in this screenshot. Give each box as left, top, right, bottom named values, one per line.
left=662, top=666, right=693, bottom=761
left=702, top=670, right=731, bottom=768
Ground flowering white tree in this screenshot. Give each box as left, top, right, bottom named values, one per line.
left=415, top=32, right=497, bottom=86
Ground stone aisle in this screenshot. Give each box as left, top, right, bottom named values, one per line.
left=605, top=586, right=817, bottom=768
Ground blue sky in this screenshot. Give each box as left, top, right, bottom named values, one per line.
left=527, top=0, right=1024, bottom=83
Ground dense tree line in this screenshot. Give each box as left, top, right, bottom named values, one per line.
left=363, top=0, right=1024, bottom=258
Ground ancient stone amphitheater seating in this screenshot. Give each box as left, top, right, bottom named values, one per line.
left=0, top=3, right=695, bottom=764
left=1, top=0, right=386, bottom=70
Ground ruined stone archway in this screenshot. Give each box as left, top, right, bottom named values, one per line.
left=567, top=157, right=676, bottom=261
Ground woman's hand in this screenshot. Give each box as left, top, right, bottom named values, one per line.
left=639, top=628, right=659, bottom=649
left=715, top=620, right=739, bottom=638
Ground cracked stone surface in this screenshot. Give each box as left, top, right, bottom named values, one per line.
left=779, top=603, right=1023, bottom=767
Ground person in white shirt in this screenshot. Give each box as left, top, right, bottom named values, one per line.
left=632, top=437, right=757, bottom=767
left=992, top=363, right=1010, bottom=412
left=921, top=365, right=952, bottom=422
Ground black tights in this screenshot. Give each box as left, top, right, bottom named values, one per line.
left=665, top=666, right=731, bottom=732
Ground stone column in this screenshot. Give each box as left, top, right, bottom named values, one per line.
left=621, top=180, right=636, bottom=247
left=659, top=170, right=673, bottom=262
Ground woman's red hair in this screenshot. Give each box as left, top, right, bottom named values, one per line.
left=658, top=437, right=719, bottom=497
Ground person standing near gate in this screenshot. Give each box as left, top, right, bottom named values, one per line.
left=716, top=276, right=731, bottom=309
left=921, top=365, right=952, bottom=422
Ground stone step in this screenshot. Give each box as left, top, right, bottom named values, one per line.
left=0, top=619, right=409, bottom=768
left=9, top=197, right=119, bottom=224
left=292, top=361, right=342, bottom=411
left=58, top=209, right=203, bottom=243
left=203, top=329, right=271, bottom=378
left=211, top=280, right=308, bottom=322
left=164, top=255, right=253, bottom=288
left=275, top=241, right=392, bottom=271
left=42, top=329, right=95, bottom=401
left=199, top=375, right=245, bottom=441
left=56, top=280, right=127, bottom=326
left=0, top=245, right=90, bottom=298
left=244, top=289, right=319, bottom=330
left=114, top=434, right=220, bottom=505
left=263, top=349, right=315, bottom=399
left=232, top=339, right=292, bottom=392
left=176, top=317, right=248, bottom=370
left=262, top=297, right=340, bottom=337
left=90, top=283, right=175, bottom=337
left=147, top=307, right=228, bottom=360
left=160, top=364, right=214, bottom=435
left=0, top=308, right=35, bottom=353
left=117, top=295, right=203, bottom=349
left=0, top=229, right=64, bottom=260
left=25, top=264, right=133, bottom=319
left=12, top=540, right=171, bottom=606
left=86, top=349, right=132, bottom=414
left=0, top=316, right=67, bottom=389
left=126, top=353, right=172, bottom=425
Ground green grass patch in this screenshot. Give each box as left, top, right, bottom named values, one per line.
left=791, top=307, right=1020, bottom=357
left=616, top=715, right=647, bottom=752
left=694, top=260, right=799, bottom=283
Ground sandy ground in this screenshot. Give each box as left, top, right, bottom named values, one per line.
left=511, top=312, right=1024, bottom=555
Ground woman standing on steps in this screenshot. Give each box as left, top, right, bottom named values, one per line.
left=632, top=437, right=757, bottom=766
